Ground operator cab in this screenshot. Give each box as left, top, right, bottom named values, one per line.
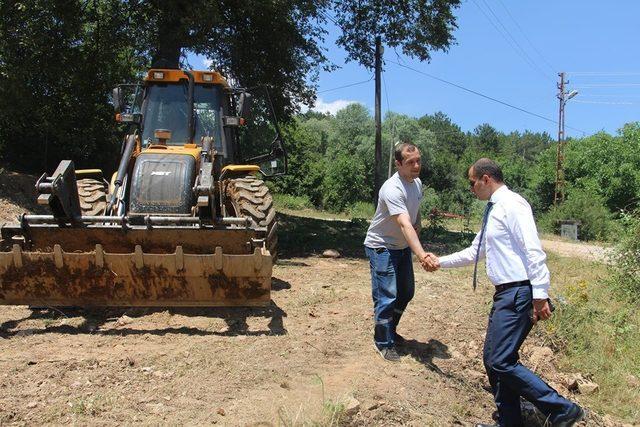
left=140, top=81, right=224, bottom=150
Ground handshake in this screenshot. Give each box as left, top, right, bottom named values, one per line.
left=420, top=252, right=440, bottom=272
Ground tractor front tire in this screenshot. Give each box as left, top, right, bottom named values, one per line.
left=76, top=178, right=108, bottom=216
left=225, top=176, right=278, bottom=260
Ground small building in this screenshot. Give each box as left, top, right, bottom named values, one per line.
left=559, top=220, right=581, bottom=241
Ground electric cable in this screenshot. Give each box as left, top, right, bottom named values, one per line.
left=495, top=0, right=556, bottom=74
left=316, top=75, right=374, bottom=94
left=386, top=58, right=587, bottom=135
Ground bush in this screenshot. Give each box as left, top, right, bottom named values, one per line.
left=273, top=193, right=313, bottom=210
left=420, top=186, right=440, bottom=218
left=321, top=152, right=368, bottom=212
left=538, top=189, right=619, bottom=241
left=610, top=211, right=640, bottom=300
left=347, top=201, right=375, bottom=219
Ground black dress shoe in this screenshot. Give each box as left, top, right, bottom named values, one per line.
left=553, top=404, right=585, bottom=427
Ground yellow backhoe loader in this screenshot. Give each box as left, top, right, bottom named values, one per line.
left=0, top=69, right=286, bottom=307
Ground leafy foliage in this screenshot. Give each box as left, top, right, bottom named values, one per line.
left=0, top=0, right=462, bottom=171
left=333, top=0, right=461, bottom=68
left=538, top=188, right=619, bottom=241
left=274, top=103, right=639, bottom=244
left=0, top=0, right=143, bottom=170
left=610, top=211, right=640, bottom=300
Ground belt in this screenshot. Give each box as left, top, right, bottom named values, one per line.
left=494, top=280, right=530, bottom=293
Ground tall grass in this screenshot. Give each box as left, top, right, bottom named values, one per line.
left=274, top=194, right=313, bottom=210
left=542, top=215, right=640, bottom=421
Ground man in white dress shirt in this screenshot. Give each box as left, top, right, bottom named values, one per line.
left=427, top=158, right=583, bottom=427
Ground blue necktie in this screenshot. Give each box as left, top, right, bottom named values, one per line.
left=472, top=201, right=494, bottom=291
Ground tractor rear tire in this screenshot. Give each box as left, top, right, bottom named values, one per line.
left=77, top=178, right=108, bottom=216
left=225, top=176, right=278, bottom=261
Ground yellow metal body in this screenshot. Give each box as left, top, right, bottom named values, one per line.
left=0, top=220, right=273, bottom=306
left=0, top=69, right=274, bottom=308
left=145, top=69, right=229, bottom=86
left=75, top=169, right=104, bottom=178
left=221, top=165, right=260, bottom=174
left=0, top=237, right=272, bottom=307
left=140, top=144, right=202, bottom=161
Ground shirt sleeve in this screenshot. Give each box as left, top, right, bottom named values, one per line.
left=507, top=201, right=551, bottom=299
left=439, top=230, right=484, bottom=268
left=382, top=185, right=408, bottom=216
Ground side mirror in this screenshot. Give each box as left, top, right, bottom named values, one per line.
left=237, top=92, right=253, bottom=119
left=112, top=87, right=124, bottom=113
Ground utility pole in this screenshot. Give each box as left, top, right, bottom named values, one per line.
left=373, top=36, right=383, bottom=207
left=554, top=72, right=566, bottom=206
left=554, top=72, right=578, bottom=206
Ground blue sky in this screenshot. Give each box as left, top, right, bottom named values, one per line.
left=195, top=1, right=640, bottom=138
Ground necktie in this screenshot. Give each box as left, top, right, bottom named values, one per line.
left=472, top=201, right=494, bottom=291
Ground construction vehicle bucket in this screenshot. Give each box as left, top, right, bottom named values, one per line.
left=0, top=224, right=272, bottom=307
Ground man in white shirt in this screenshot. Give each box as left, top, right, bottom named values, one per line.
left=426, top=158, right=583, bottom=427
left=364, top=143, right=431, bottom=362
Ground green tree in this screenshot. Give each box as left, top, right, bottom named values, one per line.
left=1, top=0, right=462, bottom=171
left=471, top=123, right=501, bottom=154
left=565, top=126, right=640, bottom=211
left=322, top=152, right=368, bottom=211
left=271, top=115, right=331, bottom=206
left=0, top=0, right=142, bottom=170
left=130, top=0, right=462, bottom=118
left=418, top=111, right=466, bottom=158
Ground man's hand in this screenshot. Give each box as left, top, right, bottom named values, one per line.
left=532, top=299, right=552, bottom=324
left=420, top=253, right=440, bottom=272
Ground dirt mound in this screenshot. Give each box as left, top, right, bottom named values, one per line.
left=0, top=167, right=44, bottom=223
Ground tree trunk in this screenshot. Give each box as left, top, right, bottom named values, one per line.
left=151, top=2, right=186, bottom=69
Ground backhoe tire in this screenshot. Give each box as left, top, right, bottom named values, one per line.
left=226, top=176, right=278, bottom=261
left=76, top=178, right=108, bottom=216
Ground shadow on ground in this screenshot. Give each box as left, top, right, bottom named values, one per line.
left=399, top=338, right=452, bottom=375
left=278, top=213, right=476, bottom=259
left=0, top=299, right=288, bottom=338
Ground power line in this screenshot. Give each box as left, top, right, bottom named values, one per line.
left=316, top=75, right=374, bottom=94
left=567, top=71, right=640, bottom=76
left=572, top=83, right=640, bottom=88
left=579, top=94, right=640, bottom=98
left=472, top=0, right=553, bottom=82
left=319, top=10, right=338, bottom=27
left=573, top=100, right=636, bottom=105
left=387, top=59, right=587, bottom=135
left=495, top=0, right=556, bottom=74
left=480, top=0, right=553, bottom=81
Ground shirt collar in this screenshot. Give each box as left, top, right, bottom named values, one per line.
left=490, top=184, right=509, bottom=204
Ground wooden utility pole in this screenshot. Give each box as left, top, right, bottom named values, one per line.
left=554, top=72, right=567, bottom=206
left=373, top=36, right=383, bottom=207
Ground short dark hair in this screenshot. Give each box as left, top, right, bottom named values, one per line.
left=394, top=143, right=418, bottom=164
left=471, top=158, right=504, bottom=182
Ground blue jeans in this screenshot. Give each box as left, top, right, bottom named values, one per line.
left=365, top=246, right=415, bottom=349
left=484, top=285, right=575, bottom=426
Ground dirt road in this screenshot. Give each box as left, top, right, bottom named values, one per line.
left=541, top=239, right=611, bottom=262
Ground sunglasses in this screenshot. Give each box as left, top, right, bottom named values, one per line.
left=469, top=175, right=487, bottom=187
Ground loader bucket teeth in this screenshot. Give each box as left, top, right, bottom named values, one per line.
left=0, top=225, right=272, bottom=307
